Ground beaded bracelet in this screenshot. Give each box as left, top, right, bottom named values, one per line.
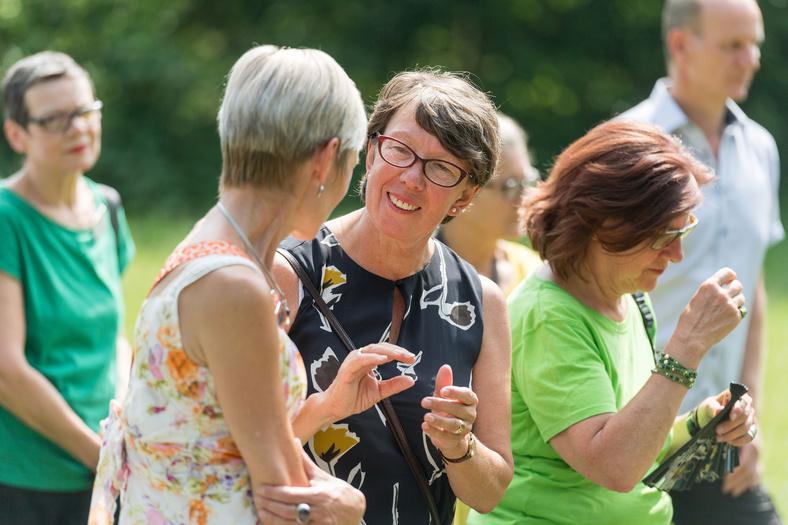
left=686, top=408, right=701, bottom=436
left=651, top=352, right=697, bottom=389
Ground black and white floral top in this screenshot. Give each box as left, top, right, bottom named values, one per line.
left=280, top=225, right=485, bottom=525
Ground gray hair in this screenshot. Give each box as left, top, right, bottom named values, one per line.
left=662, top=0, right=704, bottom=64
left=218, top=45, right=367, bottom=191
left=2, top=51, right=93, bottom=125
left=497, top=112, right=537, bottom=184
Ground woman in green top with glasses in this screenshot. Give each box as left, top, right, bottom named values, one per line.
left=0, top=51, right=135, bottom=525
left=469, top=119, right=758, bottom=524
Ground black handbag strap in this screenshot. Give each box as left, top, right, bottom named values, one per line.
left=277, top=248, right=442, bottom=525
left=632, top=292, right=657, bottom=365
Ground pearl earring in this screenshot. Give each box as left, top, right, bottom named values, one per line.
left=317, top=184, right=324, bottom=198
left=452, top=207, right=458, bottom=213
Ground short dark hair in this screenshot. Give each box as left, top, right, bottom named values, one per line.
left=366, top=68, right=500, bottom=187
left=2, top=51, right=94, bottom=126
left=362, top=68, right=500, bottom=224
left=522, top=119, right=713, bottom=281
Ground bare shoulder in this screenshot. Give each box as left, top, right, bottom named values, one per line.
left=178, top=262, right=278, bottom=364
left=183, top=262, right=274, bottom=320
left=479, top=274, right=507, bottom=313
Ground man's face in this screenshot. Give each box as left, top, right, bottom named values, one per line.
left=683, top=0, right=764, bottom=103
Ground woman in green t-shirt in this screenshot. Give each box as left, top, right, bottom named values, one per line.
left=0, top=51, right=135, bottom=524
left=470, top=119, right=759, bottom=524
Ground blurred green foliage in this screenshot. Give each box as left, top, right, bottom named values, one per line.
left=1, top=0, right=786, bottom=214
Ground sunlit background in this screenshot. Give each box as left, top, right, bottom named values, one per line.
left=2, top=0, right=786, bottom=514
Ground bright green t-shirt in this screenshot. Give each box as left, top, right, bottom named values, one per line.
left=469, top=276, right=672, bottom=525
left=0, top=179, right=135, bottom=491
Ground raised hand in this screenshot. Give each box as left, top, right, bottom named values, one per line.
left=321, top=342, right=416, bottom=423
left=421, top=364, right=479, bottom=459
left=671, top=267, right=746, bottom=365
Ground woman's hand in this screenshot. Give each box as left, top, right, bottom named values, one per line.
left=670, top=267, right=746, bottom=366
left=321, top=342, right=416, bottom=423
left=421, top=364, right=479, bottom=459
left=255, top=440, right=365, bottom=524
left=697, top=389, right=757, bottom=447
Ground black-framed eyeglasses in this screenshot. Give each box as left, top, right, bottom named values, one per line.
left=26, top=100, right=103, bottom=133
left=372, top=132, right=472, bottom=188
left=651, top=213, right=699, bottom=250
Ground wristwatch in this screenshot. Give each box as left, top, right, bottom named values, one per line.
left=440, top=432, right=476, bottom=464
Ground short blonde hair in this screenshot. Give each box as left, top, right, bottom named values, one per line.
left=218, top=45, right=367, bottom=191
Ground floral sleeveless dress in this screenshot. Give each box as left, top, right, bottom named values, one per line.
left=89, top=241, right=307, bottom=525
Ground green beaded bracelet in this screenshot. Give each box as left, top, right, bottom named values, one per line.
left=651, top=352, right=697, bottom=389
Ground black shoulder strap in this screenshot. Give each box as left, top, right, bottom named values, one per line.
left=277, top=247, right=443, bottom=525
left=96, top=183, right=121, bottom=259
left=632, top=292, right=657, bottom=365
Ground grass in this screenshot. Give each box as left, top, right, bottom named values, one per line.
left=760, top=238, right=788, bottom=517
left=121, top=211, right=788, bottom=515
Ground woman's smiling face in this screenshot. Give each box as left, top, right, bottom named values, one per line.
left=363, top=102, right=478, bottom=243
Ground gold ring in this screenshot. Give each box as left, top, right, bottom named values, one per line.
left=452, top=419, right=465, bottom=435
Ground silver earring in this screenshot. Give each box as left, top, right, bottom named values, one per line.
left=317, top=184, right=324, bottom=198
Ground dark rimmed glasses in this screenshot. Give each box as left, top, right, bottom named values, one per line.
left=372, top=132, right=472, bottom=188
left=27, top=100, right=103, bottom=133
left=651, top=213, right=699, bottom=250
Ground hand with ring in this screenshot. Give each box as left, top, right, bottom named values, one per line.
left=421, top=364, right=478, bottom=459
left=696, top=389, right=757, bottom=447
left=255, top=439, right=365, bottom=524
left=316, top=342, right=416, bottom=427
left=722, top=428, right=763, bottom=497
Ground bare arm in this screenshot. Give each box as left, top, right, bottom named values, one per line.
left=179, top=266, right=309, bottom=490
left=550, top=268, right=747, bottom=492
left=421, top=277, right=514, bottom=513
left=0, top=271, right=101, bottom=470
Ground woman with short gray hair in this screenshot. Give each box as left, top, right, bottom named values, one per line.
left=89, top=45, right=416, bottom=525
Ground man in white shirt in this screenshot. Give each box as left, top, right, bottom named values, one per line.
left=618, top=0, right=783, bottom=523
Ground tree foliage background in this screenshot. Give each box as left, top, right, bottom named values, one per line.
left=1, top=0, right=786, bottom=216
